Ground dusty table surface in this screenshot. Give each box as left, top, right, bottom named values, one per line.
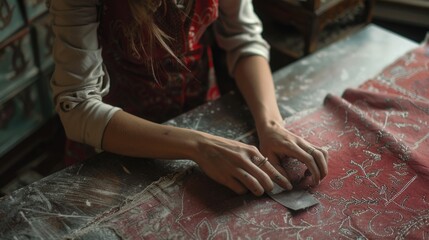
left=0, top=24, right=418, bottom=239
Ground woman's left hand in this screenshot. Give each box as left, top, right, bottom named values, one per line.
left=257, top=120, right=329, bottom=188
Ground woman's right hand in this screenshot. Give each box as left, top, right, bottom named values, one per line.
left=191, top=132, right=293, bottom=196
left=101, top=111, right=291, bottom=196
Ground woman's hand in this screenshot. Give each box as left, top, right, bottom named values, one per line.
left=257, top=120, right=329, bottom=187
left=231, top=55, right=328, bottom=190
left=191, top=132, right=293, bottom=196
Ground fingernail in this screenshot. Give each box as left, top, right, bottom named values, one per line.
left=275, top=175, right=292, bottom=190
left=282, top=177, right=293, bottom=190
left=313, top=179, right=318, bottom=186
left=253, top=188, right=264, bottom=196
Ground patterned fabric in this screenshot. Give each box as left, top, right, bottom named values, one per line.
left=80, top=45, right=429, bottom=239
left=100, top=0, right=219, bottom=122
left=64, top=0, right=220, bottom=165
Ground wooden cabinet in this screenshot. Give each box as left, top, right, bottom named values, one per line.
left=254, top=0, right=375, bottom=58
left=0, top=0, right=63, bottom=193
left=374, top=0, right=429, bottom=28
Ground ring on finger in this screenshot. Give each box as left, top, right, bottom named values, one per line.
left=256, top=157, right=268, bottom=168
left=307, top=147, right=316, bottom=156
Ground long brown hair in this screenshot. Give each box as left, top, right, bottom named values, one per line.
left=126, top=0, right=191, bottom=79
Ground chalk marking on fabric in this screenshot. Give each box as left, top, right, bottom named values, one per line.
left=385, top=175, right=417, bottom=207
left=412, top=132, right=429, bottom=150
left=194, top=116, right=201, bottom=130
left=63, top=170, right=190, bottom=239
left=281, top=105, right=297, bottom=115
left=91, top=189, right=121, bottom=196
left=20, top=208, right=92, bottom=219
left=34, top=187, right=52, bottom=211
left=76, top=164, right=83, bottom=175
left=19, top=211, right=43, bottom=238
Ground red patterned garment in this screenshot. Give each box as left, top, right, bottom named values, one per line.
left=64, top=0, right=220, bottom=165
left=99, top=0, right=220, bottom=123
left=80, top=45, right=429, bottom=239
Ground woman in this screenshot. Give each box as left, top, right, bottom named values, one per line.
left=49, top=0, right=328, bottom=196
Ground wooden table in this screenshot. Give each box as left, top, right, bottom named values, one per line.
left=0, top=24, right=418, bottom=239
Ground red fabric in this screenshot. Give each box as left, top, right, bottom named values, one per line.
left=89, top=45, right=429, bottom=239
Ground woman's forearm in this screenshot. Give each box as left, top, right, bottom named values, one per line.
left=233, top=55, right=283, bottom=131
left=101, top=109, right=294, bottom=195
left=102, top=110, right=201, bottom=159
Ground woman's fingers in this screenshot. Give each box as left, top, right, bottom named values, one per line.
left=286, top=143, right=321, bottom=185
left=240, top=143, right=327, bottom=193
left=230, top=153, right=293, bottom=195
left=318, top=147, right=329, bottom=165
left=294, top=142, right=328, bottom=185
left=234, top=168, right=265, bottom=196
left=251, top=155, right=293, bottom=191
left=225, top=177, right=248, bottom=195
left=240, top=142, right=328, bottom=194
left=311, top=146, right=328, bottom=178
left=194, top=134, right=327, bottom=196
left=257, top=125, right=329, bottom=188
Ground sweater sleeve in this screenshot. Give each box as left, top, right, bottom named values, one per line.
left=49, top=0, right=121, bottom=149
left=213, top=0, right=270, bottom=76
